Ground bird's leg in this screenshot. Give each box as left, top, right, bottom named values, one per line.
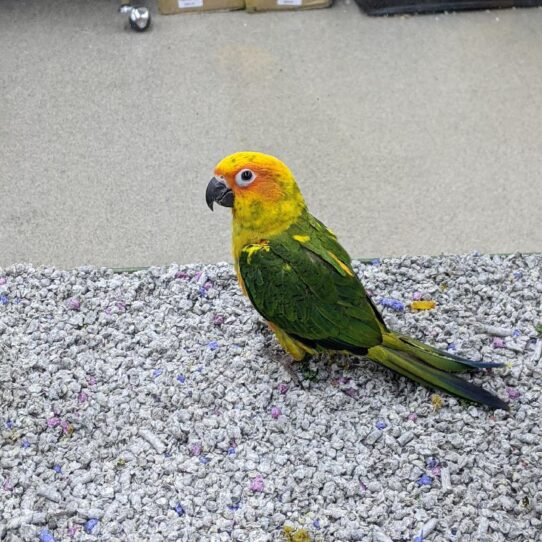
left=278, top=355, right=305, bottom=389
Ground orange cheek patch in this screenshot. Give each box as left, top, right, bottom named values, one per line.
left=244, top=175, right=284, bottom=203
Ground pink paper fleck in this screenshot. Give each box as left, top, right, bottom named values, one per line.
left=249, top=475, right=264, bottom=493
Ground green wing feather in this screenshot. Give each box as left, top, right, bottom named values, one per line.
left=239, top=214, right=383, bottom=352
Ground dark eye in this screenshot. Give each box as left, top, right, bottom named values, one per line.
left=235, top=169, right=256, bottom=187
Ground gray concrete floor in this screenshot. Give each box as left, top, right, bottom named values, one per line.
left=1, top=0, right=541, bottom=268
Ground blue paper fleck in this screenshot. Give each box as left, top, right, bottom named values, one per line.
left=227, top=447, right=236, bottom=455
left=39, top=529, right=56, bottom=542
left=53, top=465, right=62, bottom=474
left=512, top=329, right=521, bottom=337
left=227, top=503, right=241, bottom=511
left=176, top=374, right=186, bottom=384
left=152, top=368, right=163, bottom=378
left=313, top=519, right=321, bottom=529
left=426, top=457, right=439, bottom=469
left=371, top=258, right=381, bottom=265
left=5, top=419, right=14, bottom=429
left=513, top=271, right=523, bottom=280
left=208, top=341, right=219, bottom=351
left=84, top=518, right=99, bottom=533
left=375, top=421, right=387, bottom=430
left=447, top=342, right=457, bottom=351
left=174, top=503, right=185, bottom=516
left=198, top=286, right=206, bottom=297
left=417, top=474, right=432, bottom=486
left=199, top=456, right=210, bottom=464
left=379, top=298, right=404, bottom=311
left=21, top=439, right=30, bottom=449
left=0, top=295, right=8, bottom=305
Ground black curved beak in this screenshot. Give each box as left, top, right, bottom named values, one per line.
left=206, top=177, right=234, bottom=211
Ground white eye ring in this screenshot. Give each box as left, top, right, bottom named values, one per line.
left=235, top=169, right=256, bottom=187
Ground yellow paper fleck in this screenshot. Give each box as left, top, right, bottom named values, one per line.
left=431, top=394, right=443, bottom=411
left=283, top=526, right=312, bottom=542
left=411, top=300, right=436, bottom=311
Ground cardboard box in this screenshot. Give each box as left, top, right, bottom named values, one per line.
left=158, top=0, right=244, bottom=14
left=245, top=0, right=332, bottom=10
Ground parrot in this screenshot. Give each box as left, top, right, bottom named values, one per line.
left=205, top=151, right=508, bottom=410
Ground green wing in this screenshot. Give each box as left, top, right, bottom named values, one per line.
left=238, top=212, right=383, bottom=353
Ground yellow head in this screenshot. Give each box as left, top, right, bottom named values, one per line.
left=206, top=152, right=306, bottom=244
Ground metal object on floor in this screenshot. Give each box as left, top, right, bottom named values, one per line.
left=119, top=3, right=151, bottom=32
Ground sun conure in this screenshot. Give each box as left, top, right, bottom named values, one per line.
left=205, top=152, right=508, bottom=410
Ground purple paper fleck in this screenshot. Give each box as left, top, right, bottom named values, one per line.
left=0, top=277, right=6, bottom=285
left=343, top=387, right=358, bottom=398
left=412, top=291, right=423, bottom=301
left=249, top=474, right=264, bottom=493
left=277, top=383, right=289, bottom=394
left=84, top=519, right=99, bottom=534
left=47, top=417, right=61, bottom=428
left=88, top=376, right=97, bottom=386
left=2, top=478, right=13, bottom=491
left=212, top=314, right=224, bottom=326
left=190, top=443, right=202, bottom=456
left=204, top=281, right=213, bottom=290
left=271, top=406, right=282, bottom=419
left=60, top=420, right=70, bottom=434
left=379, top=298, right=404, bottom=311
left=417, top=474, right=432, bottom=486
left=66, top=297, right=80, bottom=311
left=408, top=413, right=418, bottom=422
left=507, top=388, right=521, bottom=400
left=39, top=529, right=56, bottom=542
left=492, top=337, right=505, bottom=348
left=175, top=271, right=189, bottom=280
left=78, top=392, right=88, bottom=403
left=67, top=525, right=79, bottom=537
